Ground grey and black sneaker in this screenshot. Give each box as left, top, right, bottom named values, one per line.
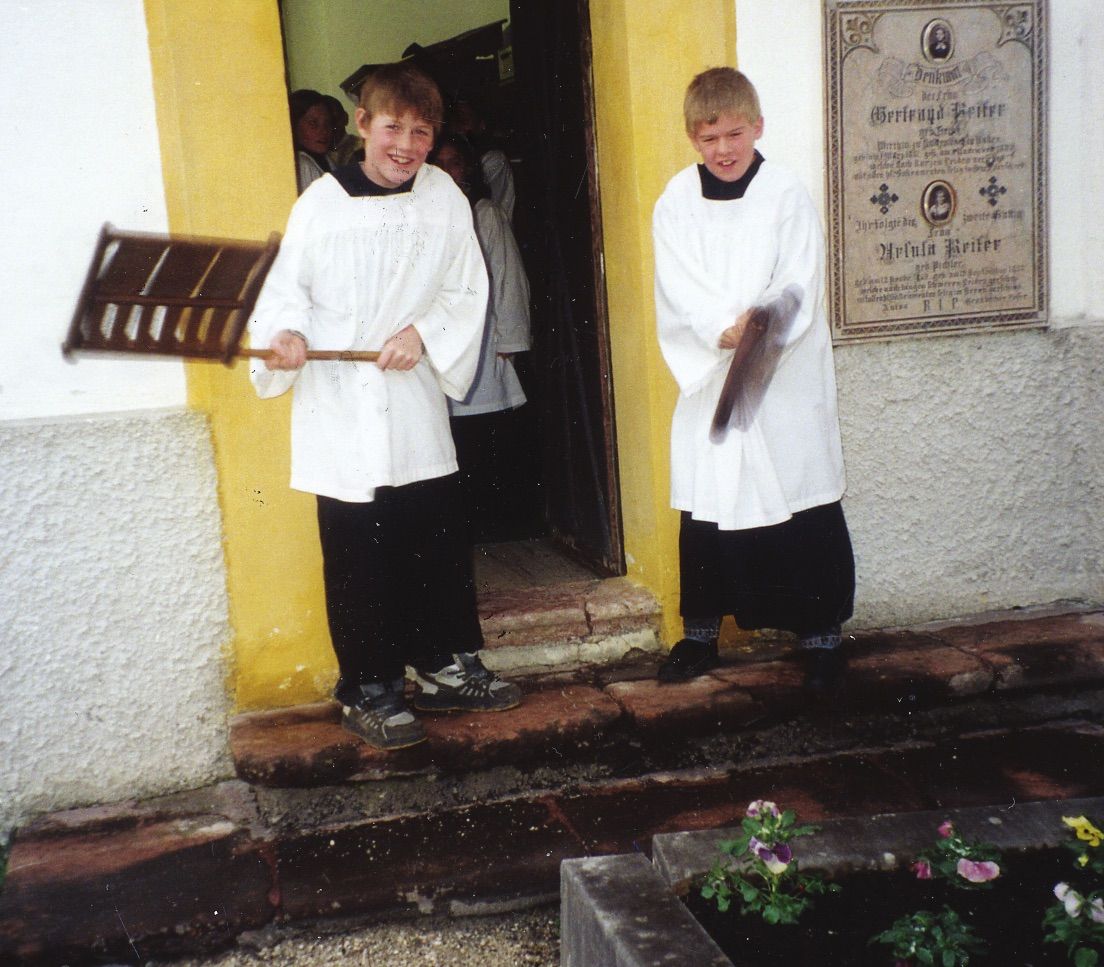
left=413, top=652, right=522, bottom=712
left=341, top=680, right=426, bottom=750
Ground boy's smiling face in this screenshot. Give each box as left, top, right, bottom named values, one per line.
left=691, top=111, right=764, bottom=182
left=357, top=108, right=435, bottom=188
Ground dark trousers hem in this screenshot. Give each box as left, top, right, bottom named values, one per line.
left=316, top=473, right=484, bottom=687
left=679, top=501, right=855, bottom=637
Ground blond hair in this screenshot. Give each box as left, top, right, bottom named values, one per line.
left=357, top=62, right=444, bottom=134
left=684, top=67, right=761, bottom=135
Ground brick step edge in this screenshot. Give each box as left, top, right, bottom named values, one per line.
left=228, top=608, right=1104, bottom=787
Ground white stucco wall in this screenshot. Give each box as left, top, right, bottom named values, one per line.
left=0, top=2, right=231, bottom=834
left=738, top=0, right=1104, bottom=625
left=0, top=411, right=232, bottom=833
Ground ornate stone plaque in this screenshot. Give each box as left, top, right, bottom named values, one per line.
left=824, top=1, right=1047, bottom=341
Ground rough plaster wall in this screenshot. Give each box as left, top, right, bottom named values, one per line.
left=837, top=327, right=1104, bottom=627
left=0, top=410, right=232, bottom=833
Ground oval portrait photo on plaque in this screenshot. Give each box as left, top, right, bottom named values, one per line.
left=922, top=18, right=954, bottom=63
left=921, top=180, right=956, bottom=226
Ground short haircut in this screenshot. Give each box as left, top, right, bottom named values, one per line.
left=288, top=89, right=329, bottom=131
left=684, top=68, right=761, bottom=135
left=431, top=132, right=489, bottom=201
left=357, top=62, right=444, bottom=134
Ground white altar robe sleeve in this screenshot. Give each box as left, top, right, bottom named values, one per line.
left=481, top=201, right=531, bottom=354
left=413, top=201, right=489, bottom=401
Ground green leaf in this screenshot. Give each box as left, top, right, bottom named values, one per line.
left=942, top=951, right=955, bottom=967
left=1074, top=948, right=1099, bottom=967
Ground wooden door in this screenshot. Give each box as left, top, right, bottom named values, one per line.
left=509, top=0, right=623, bottom=575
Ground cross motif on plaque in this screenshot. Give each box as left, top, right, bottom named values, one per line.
left=980, top=176, right=1007, bottom=206
left=870, top=183, right=899, bottom=214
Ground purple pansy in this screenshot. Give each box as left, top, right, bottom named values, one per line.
left=746, top=800, right=780, bottom=819
left=749, top=836, right=791, bottom=875
left=911, top=860, right=932, bottom=880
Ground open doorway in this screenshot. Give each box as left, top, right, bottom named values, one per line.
left=279, top=0, right=623, bottom=590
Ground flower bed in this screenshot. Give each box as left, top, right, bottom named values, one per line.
left=687, top=806, right=1104, bottom=966
left=689, top=846, right=1070, bottom=964
left=562, top=797, right=1104, bottom=967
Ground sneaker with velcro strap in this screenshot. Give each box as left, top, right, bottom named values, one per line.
left=341, top=679, right=426, bottom=750
left=412, top=652, right=522, bottom=712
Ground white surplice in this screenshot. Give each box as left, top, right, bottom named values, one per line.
left=249, top=163, right=489, bottom=502
left=653, top=161, right=846, bottom=531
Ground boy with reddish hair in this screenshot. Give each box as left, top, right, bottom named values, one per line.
left=251, top=62, right=522, bottom=751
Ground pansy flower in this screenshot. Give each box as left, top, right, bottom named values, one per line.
left=956, top=858, right=1000, bottom=883
left=1092, top=897, right=1104, bottom=925
left=746, top=800, right=780, bottom=819
left=749, top=836, right=792, bottom=875
left=1055, top=882, right=1083, bottom=918
left=1063, top=815, right=1104, bottom=848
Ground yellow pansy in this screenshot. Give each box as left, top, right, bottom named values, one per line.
left=1063, top=816, right=1104, bottom=848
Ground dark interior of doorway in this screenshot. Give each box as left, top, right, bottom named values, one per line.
left=283, top=0, right=625, bottom=591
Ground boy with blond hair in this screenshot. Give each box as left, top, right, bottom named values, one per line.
left=250, top=62, right=521, bottom=751
left=653, top=67, right=855, bottom=692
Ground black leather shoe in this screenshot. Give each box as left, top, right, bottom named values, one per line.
left=657, top=638, right=720, bottom=682
left=802, top=647, right=847, bottom=695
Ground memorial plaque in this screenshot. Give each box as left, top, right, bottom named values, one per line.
left=824, top=1, right=1047, bottom=341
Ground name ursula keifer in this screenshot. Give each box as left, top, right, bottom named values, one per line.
left=878, top=235, right=1002, bottom=262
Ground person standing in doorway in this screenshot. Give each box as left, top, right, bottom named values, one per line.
left=251, top=63, right=523, bottom=752
left=433, top=133, right=532, bottom=543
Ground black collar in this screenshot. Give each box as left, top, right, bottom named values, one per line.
left=331, top=163, right=416, bottom=197
left=698, top=151, right=764, bottom=200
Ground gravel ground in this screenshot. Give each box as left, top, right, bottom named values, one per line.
left=153, top=907, right=559, bottom=967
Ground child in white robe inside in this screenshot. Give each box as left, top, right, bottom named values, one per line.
left=250, top=63, right=522, bottom=752
left=289, top=89, right=333, bottom=195
left=432, top=133, right=532, bottom=543
left=653, top=68, right=855, bottom=693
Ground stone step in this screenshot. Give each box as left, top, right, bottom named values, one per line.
left=230, top=605, right=1104, bottom=788
left=475, top=576, right=662, bottom=672
left=4, top=606, right=1103, bottom=965
left=5, top=719, right=1102, bottom=965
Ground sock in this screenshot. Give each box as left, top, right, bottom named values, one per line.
left=683, top=617, right=721, bottom=644
left=798, top=626, right=842, bottom=651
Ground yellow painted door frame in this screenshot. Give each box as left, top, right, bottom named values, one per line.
left=143, top=0, right=736, bottom=710
left=589, top=0, right=737, bottom=644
